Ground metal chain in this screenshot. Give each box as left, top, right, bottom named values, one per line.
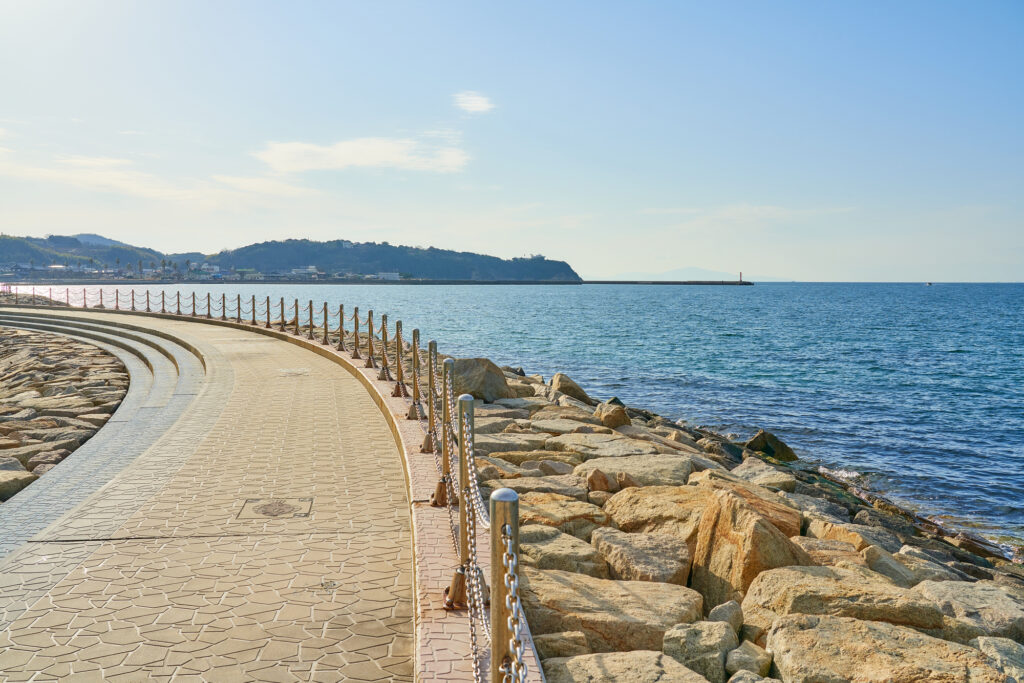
left=501, top=525, right=528, bottom=683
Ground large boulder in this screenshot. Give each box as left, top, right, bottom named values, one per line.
left=744, top=430, right=798, bottom=462
left=573, top=454, right=694, bottom=489
left=893, top=549, right=969, bottom=584
left=0, top=469, right=36, bottom=499
left=614, top=424, right=704, bottom=455
left=531, top=405, right=602, bottom=425
left=546, top=433, right=660, bottom=460
left=663, top=621, right=738, bottom=683
left=484, top=475, right=588, bottom=502
left=767, top=614, right=1007, bottom=682
left=603, top=485, right=708, bottom=547
left=521, top=567, right=703, bottom=652
left=451, top=358, right=513, bottom=402
left=473, top=432, right=549, bottom=456
left=543, top=651, right=707, bottom=683
left=590, top=527, right=691, bottom=585
left=862, top=545, right=917, bottom=587
left=689, top=470, right=802, bottom=538
left=533, top=631, right=590, bottom=660
left=725, top=640, right=772, bottom=678
left=741, top=565, right=945, bottom=634
left=971, top=636, right=1024, bottom=681
left=789, top=537, right=866, bottom=567
left=520, top=525, right=609, bottom=578
left=549, top=373, right=595, bottom=405
left=532, top=419, right=599, bottom=435
left=691, top=490, right=813, bottom=609
left=490, top=450, right=583, bottom=466
left=729, top=458, right=796, bottom=493
left=519, top=492, right=611, bottom=541
left=593, top=402, right=631, bottom=428
left=913, top=580, right=1024, bottom=643
left=805, top=517, right=903, bottom=553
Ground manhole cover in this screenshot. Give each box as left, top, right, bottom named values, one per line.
left=237, top=497, right=313, bottom=519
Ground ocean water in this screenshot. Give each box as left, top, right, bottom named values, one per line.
left=16, top=282, right=1024, bottom=548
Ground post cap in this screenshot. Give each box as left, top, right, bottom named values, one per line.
left=458, top=393, right=474, bottom=405
left=490, top=488, right=519, bottom=503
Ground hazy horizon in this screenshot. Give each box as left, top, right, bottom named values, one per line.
left=1, top=1, right=1021, bottom=281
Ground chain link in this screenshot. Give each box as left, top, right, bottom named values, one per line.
left=501, top=525, right=528, bottom=683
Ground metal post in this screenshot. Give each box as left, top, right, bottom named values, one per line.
left=336, top=304, right=345, bottom=351
left=220, top=293, right=226, bottom=321
left=206, top=293, right=211, bottom=317
left=406, top=329, right=420, bottom=419
left=65, top=288, right=69, bottom=306
left=175, top=292, right=181, bottom=315
left=491, top=488, right=520, bottom=683
left=279, top=298, right=285, bottom=331
left=392, top=321, right=408, bottom=396
left=99, top=289, right=104, bottom=308
left=130, top=290, right=135, bottom=311
left=445, top=393, right=475, bottom=608
left=82, top=288, right=86, bottom=308
left=191, top=292, right=196, bottom=316
left=250, top=295, right=256, bottom=325
left=114, top=288, right=119, bottom=310
left=293, top=300, right=300, bottom=335
left=322, top=302, right=329, bottom=344
left=48, top=287, right=52, bottom=306
left=146, top=291, right=151, bottom=312
left=351, top=307, right=361, bottom=359
left=421, top=341, right=437, bottom=451
left=307, top=300, right=314, bottom=340
left=265, top=296, right=271, bottom=328
left=236, top=294, right=242, bottom=323
left=431, top=357, right=453, bottom=505
left=378, top=314, right=391, bottom=380
left=365, top=311, right=376, bottom=368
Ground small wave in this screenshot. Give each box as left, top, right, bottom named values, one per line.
left=818, top=465, right=865, bottom=485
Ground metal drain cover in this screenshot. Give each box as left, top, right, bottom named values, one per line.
left=237, top=497, right=313, bottom=519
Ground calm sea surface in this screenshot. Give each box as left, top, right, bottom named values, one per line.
left=23, top=282, right=1024, bottom=548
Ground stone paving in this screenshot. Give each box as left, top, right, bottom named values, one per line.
left=0, top=310, right=414, bottom=682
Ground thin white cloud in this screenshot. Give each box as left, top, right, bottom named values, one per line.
left=212, top=175, right=315, bottom=197
left=253, top=137, right=469, bottom=174
left=453, top=91, right=495, bottom=113
left=0, top=128, right=6, bottom=139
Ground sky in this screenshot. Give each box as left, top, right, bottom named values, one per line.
left=0, top=1, right=1022, bottom=281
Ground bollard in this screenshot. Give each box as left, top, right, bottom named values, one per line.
left=48, top=287, right=53, bottom=306
left=65, top=288, right=69, bottom=306
left=175, top=292, right=181, bottom=315
left=491, top=488, right=521, bottom=683
left=365, top=311, right=376, bottom=368
left=220, top=293, right=226, bottom=321
left=378, top=314, right=391, bottom=380
left=81, top=288, right=86, bottom=308
left=444, top=393, right=477, bottom=609
left=322, top=302, right=329, bottom=344
left=406, top=329, right=420, bottom=419
left=114, top=288, right=119, bottom=310
left=251, top=295, right=256, bottom=325
left=236, top=294, right=241, bottom=323
left=206, top=293, right=211, bottom=317
left=421, top=341, right=438, bottom=451
left=307, top=300, right=314, bottom=340
left=393, top=321, right=409, bottom=397
left=336, top=304, right=345, bottom=351
left=131, top=290, right=135, bottom=311
left=99, top=289, right=104, bottom=308
left=430, top=357, right=454, bottom=505
left=278, top=298, right=285, bottom=331
left=351, top=307, right=361, bottom=359
left=293, top=299, right=300, bottom=335
left=146, top=291, right=151, bottom=313
left=191, top=292, right=196, bottom=316
left=265, top=296, right=271, bottom=328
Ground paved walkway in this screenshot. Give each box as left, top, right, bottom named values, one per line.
left=0, top=310, right=413, bottom=682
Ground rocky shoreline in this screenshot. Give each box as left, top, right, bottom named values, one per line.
left=446, top=358, right=1024, bottom=682
left=0, top=327, right=128, bottom=500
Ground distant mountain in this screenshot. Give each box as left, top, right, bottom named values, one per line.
left=0, top=234, right=582, bottom=282
left=609, top=266, right=789, bottom=282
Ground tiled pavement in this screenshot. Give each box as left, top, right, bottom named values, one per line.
left=0, top=310, right=414, bottom=682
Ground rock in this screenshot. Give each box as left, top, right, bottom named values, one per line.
left=0, top=456, right=27, bottom=471
left=573, top=454, right=694, bottom=488
left=533, top=631, right=590, bottom=660
left=1, top=439, right=80, bottom=467
left=491, top=450, right=582, bottom=466
left=790, top=537, right=866, bottom=567
left=854, top=507, right=918, bottom=539
left=25, top=451, right=66, bottom=472
left=593, top=402, right=631, bottom=428
left=476, top=404, right=532, bottom=419
left=767, top=614, right=1007, bottom=683
left=31, top=464, right=56, bottom=475
left=549, top=373, right=594, bottom=405
left=450, top=358, right=513, bottom=402
left=505, top=381, right=536, bottom=398
left=913, top=580, right=1024, bottom=643
left=741, top=565, right=945, bottom=634
left=699, top=438, right=744, bottom=462
left=725, top=640, right=771, bottom=678
left=543, top=651, right=707, bottom=683
left=519, top=492, right=611, bottom=541
left=744, top=430, right=798, bottom=462
left=0, top=469, right=37, bottom=499
left=586, top=490, right=611, bottom=506
left=591, top=527, right=691, bottom=585
left=585, top=468, right=613, bottom=493
left=555, top=395, right=593, bottom=412
left=473, top=433, right=550, bottom=456
left=663, top=621, right=738, bottom=683
left=521, top=567, right=703, bottom=652
left=778, top=491, right=850, bottom=527
left=691, top=490, right=813, bottom=609
left=545, top=433, right=660, bottom=460
left=520, top=525, right=609, bottom=578
left=893, top=548, right=969, bottom=583
left=603, top=485, right=708, bottom=547
left=474, top=417, right=516, bottom=434
left=616, top=471, right=641, bottom=489
left=729, top=458, right=796, bottom=493
left=494, top=397, right=551, bottom=413
left=484, top=475, right=588, bottom=502
left=538, top=460, right=574, bottom=475
left=727, top=672, right=780, bottom=683
left=708, top=600, right=744, bottom=635
left=614, top=424, right=703, bottom=454
left=529, top=405, right=602, bottom=425
left=806, top=517, right=903, bottom=553
left=862, top=544, right=918, bottom=587
left=532, top=419, right=596, bottom=435
left=971, top=636, right=1024, bottom=681
left=690, top=470, right=802, bottom=539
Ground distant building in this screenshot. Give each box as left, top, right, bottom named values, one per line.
left=376, top=272, right=401, bottom=281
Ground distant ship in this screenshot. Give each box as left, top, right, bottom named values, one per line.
left=926, top=282, right=933, bottom=286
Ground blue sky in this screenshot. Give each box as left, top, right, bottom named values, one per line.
left=1, top=1, right=1021, bottom=280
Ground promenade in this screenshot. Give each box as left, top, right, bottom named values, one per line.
left=0, top=309, right=414, bottom=681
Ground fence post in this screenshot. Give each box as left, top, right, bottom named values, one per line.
left=191, top=292, right=196, bottom=316
left=236, top=294, right=242, bottom=323
left=336, top=304, right=345, bottom=351
left=81, top=288, right=85, bottom=308
left=378, top=314, right=391, bottom=380
left=265, top=296, right=271, bottom=328
left=365, top=311, right=376, bottom=368
left=321, top=303, right=329, bottom=344
left=431, top=357, right=453, bottom=505
left=175, top=292, right=180, bottom=315
left=114, top=288, right=119, bottom=310
left=146, top=291, right=151, bottom=312
left=278, top=298, right=285, bottom=331
left=220, top=293, right=227, bottom=321
left=251, top=295, right=256, bottom=325
left=444, top=393, right=477, bottom=609
left=206, top=293, right=211, bottom=317
left=307, top=300, right=314, bottom=339
left=421, top=341, right=438, bottom=451
left=49, top=287, right=53, bottom=306
left=491, top=488, right=522, bottom=683
left=65, top=288, right=69, bottom=306
left=406, top=329, right=420, bottom=419
left=351, top=307, right=361, bottom=360
left=99, top=289, right=104, bottom=308
left=130, top=290, right=135, bottom=311
left=393, top=321, right=409, bottom=397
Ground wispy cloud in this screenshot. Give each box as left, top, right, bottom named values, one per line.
left=453, top=91, right=495, bottom=113
left=645, top=203, right=853, bottom=224
left=0, top=128, right=7, bottom=139
left=253, top=137, right=469, bottom=174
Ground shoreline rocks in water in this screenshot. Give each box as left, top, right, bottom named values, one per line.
left=455, top=365, right=1024, bottom=682
left=0, top=328, right=128, bottom=500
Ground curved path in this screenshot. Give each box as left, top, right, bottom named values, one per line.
left=0, top=309, right=413, bottom=682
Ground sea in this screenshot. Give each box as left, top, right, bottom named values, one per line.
left=14, top=281, right=1024, bottom=551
